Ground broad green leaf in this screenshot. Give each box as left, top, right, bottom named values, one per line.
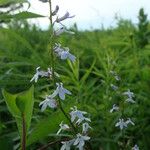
left=26, top=101, right=77, bottom=146
left=2, top=90, right=21, bottom=119
left=26, top=101, right=85, bottom=146
left=2, top=86, right=34, bottom=136
left=0, top=11, right=46, bottom=20
left=26, top=110, right=67, bottom=146
left=2, top=89, right=22, bottom=138
left=16, top=86, right=34, bottom=132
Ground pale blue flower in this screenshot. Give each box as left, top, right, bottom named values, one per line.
left=61, top=139, right=75, bottom=150
left=110, top=104, right=119, bottom=113
left=30, top=67, right=41, bottom=82
left=52, top=82, right=71, bottom=100
left=70, top=106, right=91, bottom=124
left=54, top=27, right=75, bottom=36
left=54, top=43, right=76, bottom=62
left=30, top=67, right=50, bottom=82
left=123, top=89, right=135, bottom=103
left=123, top=89, right=135, bottom=98
left=115, top=118, right=127, bottom=130
left=126, top=118, right=135, bottom=126
left=125, top=98, right=136, bottom=103
left=73, top=133, right=90, bottom=150
left=47, top=67, right=60, bottom=78
left=82, top=122, right=91, bottom=134
left=57, top=121, right=70, bottom=135
left=39, top=95, right=57, bottom=111
left=115, top=118, right=134, bottom=130
left=60, top=48, right=76, bottom=62
left=132, top=144, right=139, bottom=150
left=30, top=67, right=57, bottom=82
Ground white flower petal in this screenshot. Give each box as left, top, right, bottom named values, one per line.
left=41, top=102, right=47, bottom=112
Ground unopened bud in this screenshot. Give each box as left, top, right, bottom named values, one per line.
left=52, top=5, right=59, bottom=16
left=56, top=11, right=75, bottom=23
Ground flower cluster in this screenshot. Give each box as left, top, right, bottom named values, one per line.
left=109, top=70, right=139, bottom=149
left=32, top=2, right=91, bottom=150
left=132, top=144, right=139, bottom=150
left=110, top=104, right=119, bottom=113
left=30, top=67, right=59, bottom=82
left=59, top=106, right=91, bottom=150
left=70, top=106, right=91, bottom=125
left=39, top=82, right=71, bottom=111
left=54, top=26, right=75, bottom=36
left=115, top=118, right=135, bottom=130
left=123, top=89, right=135, bottom=103
left=54, top=43, right=76, bottom=62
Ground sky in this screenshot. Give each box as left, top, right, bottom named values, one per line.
left=28, top=0, right=150, bottom=30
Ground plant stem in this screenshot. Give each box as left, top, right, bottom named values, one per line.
left=48, top=0, right=77, bottom=135
left=48, top=0, right=55, bottom=84
left=21, top=113, right=26, bottom=150
left=58, top=99, right=77, bottom=134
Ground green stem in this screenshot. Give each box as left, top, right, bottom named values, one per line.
left=48, top=0, right=77, bottom=135
left=21, top=113, right=26, bottom=150
left=48, top=0, right=55, bottom=84
left=58, top=99, right=77, bottom=134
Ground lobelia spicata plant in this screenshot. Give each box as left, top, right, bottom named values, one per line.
left=109, top=70, right=139, bottom=149
left=30, top=0, right=92, bottom=149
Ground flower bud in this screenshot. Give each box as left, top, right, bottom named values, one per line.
left=52, top=5, right=59, bottom=16
left=56, top=11, right=75, bottom=23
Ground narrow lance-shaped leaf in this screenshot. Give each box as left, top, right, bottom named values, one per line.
left=0, top=11, right=46, bottom=20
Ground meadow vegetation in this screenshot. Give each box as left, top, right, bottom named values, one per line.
left=0, top=1, right=150, bottom=149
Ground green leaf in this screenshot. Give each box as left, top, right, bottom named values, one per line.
left=80, top=59, right=96, bottom=85
left=2, top=86, right=34, bottom=136
left=0, top=11, right=46, bottom=20
left=26, top=100, right=77, bottom=147
left=2, top=90, right=21, bottom=119
left=26, top=110, right=67, bottom=146
left=16, top=86, right=34, bottom=132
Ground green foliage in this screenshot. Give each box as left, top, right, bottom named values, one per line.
left=2, top=86, right=34, bottom=146
left=135, top=8, right=150, bottom=48
left=0, top=10, right=150, bottom=149
left=26, top=109, right=68, bottom=146
left=0, top=0, right=45, bottom=26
